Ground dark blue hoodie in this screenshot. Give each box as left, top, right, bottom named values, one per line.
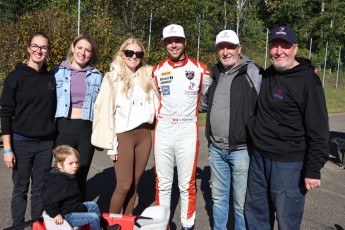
left=247, top=57, right=329, bottom=179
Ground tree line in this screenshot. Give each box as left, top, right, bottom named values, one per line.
left=0, top=0, right=344, bottom=80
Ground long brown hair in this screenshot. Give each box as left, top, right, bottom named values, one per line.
left=24, top=32, right=51, bottom=64
left=66, top=33, right=99, bottom=66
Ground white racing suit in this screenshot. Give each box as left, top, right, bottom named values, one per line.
left=152, top=53, right=210, bottom=227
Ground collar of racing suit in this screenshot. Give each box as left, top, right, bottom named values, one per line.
left=167, top=53, right=189, bottom=68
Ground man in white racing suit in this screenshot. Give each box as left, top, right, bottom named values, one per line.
left=152, top=24, right=211, bottom=230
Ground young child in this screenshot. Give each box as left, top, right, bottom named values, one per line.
left=42, top=145, right=119, bottom=230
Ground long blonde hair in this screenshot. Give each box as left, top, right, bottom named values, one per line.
left=109, top=38, right=153, bottom=101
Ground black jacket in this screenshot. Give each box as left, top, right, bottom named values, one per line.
left=42, top=168, right=87, bottom=218
left=0, top=62, right=56, bottom=138
left=247, top=57, right=329, bottom=179
left=202, top=61, right=261, bottom=150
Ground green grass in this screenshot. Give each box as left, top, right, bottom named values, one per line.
left=324, top=87, right=345, bottom=113
left=198, top=113, right=206, bottom=127
left=197, top=85, right=345, bottom=127
left=321, top=72, right=345, bottom=113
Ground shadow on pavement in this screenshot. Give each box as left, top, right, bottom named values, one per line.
left=53, top=130, right=345, bottom=229
left=85, top=162, right=236, bottom=230
left=196, top=166, right=213, bottom=228
left=133, top=167, right=155, bottom=216
left=86, top=166, right=115, bottom=212
left=86, top=165, right=216, bottom=230
left=329, top=131, right=345, bottom=168
left=334, top=224, right=345, bottom=230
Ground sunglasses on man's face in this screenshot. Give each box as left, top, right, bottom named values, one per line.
left=124, top=50, right=144, bottom=59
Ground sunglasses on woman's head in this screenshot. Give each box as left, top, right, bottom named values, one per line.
left=124, top=50, right=144, bottom=59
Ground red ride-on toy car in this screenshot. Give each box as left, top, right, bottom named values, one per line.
left=32, top=205, right=170, bottom=230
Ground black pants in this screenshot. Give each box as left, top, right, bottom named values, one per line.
left=55, top=118, right=95, bottom=200
left=11, top=139, right=53, bottom=227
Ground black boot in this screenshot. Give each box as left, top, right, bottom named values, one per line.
left=100, top=216, right=109, bottom=229
left=107, top=224, right=121, bottom=230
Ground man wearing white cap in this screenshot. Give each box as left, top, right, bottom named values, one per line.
left=152, top=24, right=210, bottom=230
left=199, top=30, right=262, bottom=230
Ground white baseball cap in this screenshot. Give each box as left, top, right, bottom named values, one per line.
left=162, top=24, right=186, bottom=41
left=215, top=30, right=239, bottom=46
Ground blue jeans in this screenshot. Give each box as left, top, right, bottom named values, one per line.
left=64, top=202, right=101, bottom=230
left=245, top=150, right=307, bottom=230
left=209, top=144, right=249, bottom=230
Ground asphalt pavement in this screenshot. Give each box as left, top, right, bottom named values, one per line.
left=0, top=113, right=345, bottom=230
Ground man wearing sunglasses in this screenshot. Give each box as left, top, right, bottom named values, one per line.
left=152, top=24, right=211, bottom=230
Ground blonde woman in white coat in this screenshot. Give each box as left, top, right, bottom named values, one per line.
left=93, top=38, right=159, bottom=215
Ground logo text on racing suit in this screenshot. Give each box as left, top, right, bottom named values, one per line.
left=172, top=117, right=195, bottom=123
left=160, top=76, right=173, bottom=84
left=161, top=71, right=172, bottom=76
left=188, top=82, right=195, bottom=91
left=185, top=70, right=195, bottom=80
left=161, top=85, right=170, bottom=95
left=185, top=82, right=197, bottom=95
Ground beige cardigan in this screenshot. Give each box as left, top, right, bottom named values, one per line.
left=91, top=69, right=119, bottom=149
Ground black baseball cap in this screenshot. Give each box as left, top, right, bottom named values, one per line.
left=269, top=26, right=297, bottom=44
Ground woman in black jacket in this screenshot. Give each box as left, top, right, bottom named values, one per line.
left=0, top=32, right=56, bottom=227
